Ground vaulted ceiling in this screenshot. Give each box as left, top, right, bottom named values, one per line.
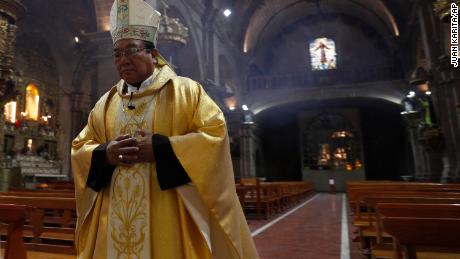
left=19, top=0, right=96, bottom=34
left=226, top=0, right=414, bottom=54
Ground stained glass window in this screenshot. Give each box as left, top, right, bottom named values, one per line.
left=309, top=38, right=337, bottom=71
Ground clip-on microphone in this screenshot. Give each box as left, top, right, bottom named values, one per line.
left=127, top=92, right=135, bottom=110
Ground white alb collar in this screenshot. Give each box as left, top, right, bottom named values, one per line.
left=126, top=74, right=154, bottom=94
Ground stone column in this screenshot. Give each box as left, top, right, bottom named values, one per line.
left=201, top=6, right=218, bottom=83
left=415, top=0, right=460, bottom=181
left=423, top=0, right=460, bottom=182
left=0, top=0, right=25, bottom=162
left=240, top=122, right=258, bottom=178
left=436, top=57, right=460, bottom=182
left=402, top=112, right=428, bottom=179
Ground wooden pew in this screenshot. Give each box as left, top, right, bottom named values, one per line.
left=0, top=191, right=76, bottom=228
left=347, top=181, right=460, bottom=213
left=0, top=196, right=76, bottom=254
left=346, top=181, right=460, bottom=257
left=0, top=204, right=28, bottom=259
left=9, top=188, right=74, bottom=194
left=239, top=179, right=279, bottom=220
left=0, top=191, right=75, bottom=198
left=378, top=203, right=460, bottom=259
left=354, top=192, right=460, bottom=226
left=363, top=197, right=460, bottom=258
left=347, top=181, right=460, bottom=229
left=238, top=180, right=314, bottom=220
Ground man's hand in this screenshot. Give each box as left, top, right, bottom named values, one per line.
left=135, top=130, right=155, bottom=163
left=106, top=134, right=139, bottom=167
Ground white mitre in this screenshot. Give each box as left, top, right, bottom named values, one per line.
left=110, top=0, right=161, bottom=45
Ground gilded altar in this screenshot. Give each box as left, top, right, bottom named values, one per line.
left=0, top=0, right=64, bottom=189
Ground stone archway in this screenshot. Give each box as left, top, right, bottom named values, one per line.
left=242, top=80, right=406, bottom=116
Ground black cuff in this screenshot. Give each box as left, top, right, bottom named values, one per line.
left=86, top=143, right=116, bottom=192
left=152, top=134, right=191, bottom=190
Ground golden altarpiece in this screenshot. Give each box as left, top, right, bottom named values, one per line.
left=0, top=0, right=62, bottom=191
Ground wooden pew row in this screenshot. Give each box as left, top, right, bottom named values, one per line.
left=236, top=181, right=314, bottom=220
left=347, top=181, right=460, bottom=227
left=0, top=204, right=28, bottom=259
left=347, top=181, right=460, bottom=256
left=0, top=191, right=75, bottom=198
left=9, top=188, right=74, bottom=193
left=0, top=196, right=76, bottom=255
left=347, top=181, right=460, bottom=192
left=346, top=181, right=460, bottom=258
left=360, top=196, right=460, bottom=259
left=347, top=181, right=460, bottom=213
left=378, top=203, right=460, bottom=259
left=1, top=191, right=76, bottom=228
left=353, top=191, right=460, bottom=228
left=350, top=193, right=460, bottom=240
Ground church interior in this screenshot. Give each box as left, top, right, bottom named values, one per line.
left=1, top=0, right=460, bottom=258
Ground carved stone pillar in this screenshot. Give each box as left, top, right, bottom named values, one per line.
left=240, top=123, right=258, bottom=178
left=201, top=7, right=218, bottom=83
left=430, top=0, right=460, bottom=182
left=0, top=0, right=25, bottom=162
left=435, top=57, right=460, bottom=182
left=414, top=0, right=460, bottom=182
left=239, top=107, right=260, bottom=179
left=402, top=112, right=428, bottom=178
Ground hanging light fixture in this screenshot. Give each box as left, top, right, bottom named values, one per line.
left=157, top=1, right=189, bottom=48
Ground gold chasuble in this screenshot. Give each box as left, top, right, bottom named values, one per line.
left=71, top=62, right=259, bottom=259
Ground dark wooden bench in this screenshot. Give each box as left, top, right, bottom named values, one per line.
left=0, top=204, right=28, bottom=259
left=378, top=203, right=460, bottom=259
left=0, top=191, right=75, bottom=198
left=361, top=197, right=460, bottom=258
left=346, top=181, right=460, bottom=258
left=0, top=195, right=76, bottom=254
left=347, top=181, right=460, bottom=211
left=238, top=179, right=314, bottom=220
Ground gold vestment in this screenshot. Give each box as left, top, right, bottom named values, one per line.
left=71, top=62, right=259, bottom=259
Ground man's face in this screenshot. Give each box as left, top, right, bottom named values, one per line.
left=113, top=39, right=157, bottom=84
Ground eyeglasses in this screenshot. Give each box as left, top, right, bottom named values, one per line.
left=113, top=47, right=149, bottom=59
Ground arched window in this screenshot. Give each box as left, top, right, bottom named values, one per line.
left=4, top=101, right=17, bottom=123
left=24, top=84, right=40, bottom=120
left=309, top=38, right=337, bottom=71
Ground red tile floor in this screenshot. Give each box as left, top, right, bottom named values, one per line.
left=1, top=193, right=361, bottom=259
left=250, top=193, right=361, bottom=259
